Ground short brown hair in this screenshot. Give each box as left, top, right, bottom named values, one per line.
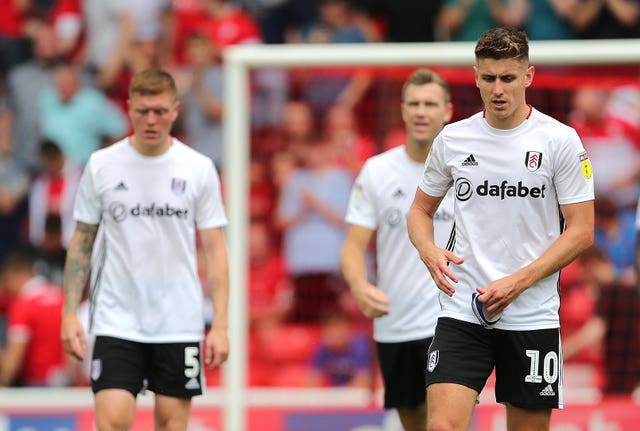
left=401, top=68, right=451, bottom=103
left=129, top=68, right=177, bottom=99
left=475, top=27, right=529, bottom=63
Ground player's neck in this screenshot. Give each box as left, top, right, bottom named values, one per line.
left=405, top=140, right=431, bottom=164
left=130, top=135, right=172, bottom=157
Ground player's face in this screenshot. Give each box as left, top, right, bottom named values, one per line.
left=128, top=91, right=179, bottom=155
left=401, top=83, right=452, bottom=147
left=475, top=57, right=534, bottom=129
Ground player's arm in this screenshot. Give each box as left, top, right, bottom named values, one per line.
left=478, top=200, right=594, bottom=317
left=408, top=188, right=463, bottom=297
left=61, top=221, right=98, bottom=361
left=341, top=224, right=389, bottom=318
left=199, top=227, right=230, bottom=369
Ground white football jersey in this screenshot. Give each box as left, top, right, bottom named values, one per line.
left=74, top=137, right=228, bottom=343
left=420, top=108, right=594, bottom=330
left=346, top=146, right=455, bottom=342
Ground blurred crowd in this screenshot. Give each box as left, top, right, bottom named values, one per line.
left=0, top=0, right=639, bottom=391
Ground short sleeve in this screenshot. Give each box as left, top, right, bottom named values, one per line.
left=344, top=161, right=377, bottom=230
left=195, top=161, right=228, bottom=230
left=73, top=158, right=102, bottom=225
left=553, top=128, right=595, bottom=205
left=419, top=133, right=452, bottom=197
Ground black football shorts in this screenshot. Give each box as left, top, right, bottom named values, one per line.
left=91, top=336, right=204, bottom=398
left=426, top=317, right=563, bottom=409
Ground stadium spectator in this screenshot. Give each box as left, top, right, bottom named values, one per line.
left=436, top=0, right=527, bottom=41
left=249, top=157, right=276, bottom=222
left=323, top=103, right=376, bottom=176
left=341, top=68, right=454, bottom=431
left=38, top=64, right=128, bottom=166
left=241, top=0, right=320, bottom=44
left=361, top=0, right=444, bottom=42
left=83, top=0, right=172, bottom=74
left=594, top=196, right=636, bottom=285
left=6, top=24, right=63, bottom=173
left=174, top=32, right=224, bottom=168
left=0, top=97, right=30, bottom=266
left=0, top=0, right=82, bottom=75
left=248, top=218, right=291, bottom=324
left=196, top=0, right=288, bottom=127
left=569, top=84, right=640, bottom=212
left=0, top=249, right=69, bottom=387
left=167, top=0, right=207, bottom=65
left=276, top=99, right=317, bottom=159
left=290, top=0, right=373, bottom=125
left=276, top=137, right=352, bottom=323
left=523, top=0, right=588, bottom=40
left=306, top=310, right=373, bottom=388
left=28, top=140, right=81, bottom=251
left=32, top=214, right=67, bottom=285
left=408, top=27, right=594, bottom=431
left=578, top=0, right=640, bottom=39
left=60, top=69, right=230, bottom=431
left=0, top=0, right=35, bottom=76
left=563, top=246, right=640, bottom=394
left=197, top=0, right=262, bottom=49
left=82, top=0, right=133, bottom=82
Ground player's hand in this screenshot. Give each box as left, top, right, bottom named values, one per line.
left=204, top=327, right=229, bottom=369
left=419, top=245, right=463, bottom=296
left=351, top=282, right=390, bottom=319
left=475, top=274, right=526, bottom=319
left=61, top=313, right=86, bottom=361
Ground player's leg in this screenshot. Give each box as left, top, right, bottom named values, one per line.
left=495, top=328, right=562, bottom=431
left=154, top=395, right=192, bottom=431
left=147, top=341, right=204, bottom=430
left=506, top=405, right=551, bottom=431
left=396, top=404, right=427, bottom=431
left=91, top=336, right=146, bottom=431
left=94, top=389, right=137, bottom=431
left=426, top=382, right=477, bottom=431
left=425, top=318, right=496, bottom=431
left=377, top=338, right=432, bottom=431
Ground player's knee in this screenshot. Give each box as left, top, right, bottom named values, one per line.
left=95, top=414, right=134, bottom=431
left=397, top=406, right=427, bottom=431
left=155, top=417, right=189, bottom=431
left=427, top=417, right=467, bottom=431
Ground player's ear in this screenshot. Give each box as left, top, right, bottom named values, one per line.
left=524, top=65, right=535, bottom=88
left=473, top=66, right=480, bottom=88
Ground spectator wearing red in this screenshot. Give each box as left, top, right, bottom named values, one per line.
left=168, top=0, right=208, bottom=65
left=563, top=246, right=640, bottom=394
left=197, top=0, right=262, bottom=50
left=0, top=0, right=81, bottom=74
left=248, top=219, right=291, bottom=324
left=28, top=140, right=82, bottom=250
left=569, top=85, right=640, bottom=212
left=0, top=250, right=69, bottom=387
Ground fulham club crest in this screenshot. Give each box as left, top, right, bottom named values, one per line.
left=171, top=178, right=187, bottom=195
left=525, top=151, right=542, bottom=172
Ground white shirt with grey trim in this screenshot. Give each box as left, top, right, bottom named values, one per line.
left=74, top=137, right=227, bottom=343
left=346, top=146, right=455, bottom=342
left=420, top=108, right=594, bottom=331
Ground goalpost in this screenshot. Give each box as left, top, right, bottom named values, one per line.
left=222, top=38, right=640, bottom=431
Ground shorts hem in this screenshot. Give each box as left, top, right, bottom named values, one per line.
left=425, top=378, right=482, bottom=394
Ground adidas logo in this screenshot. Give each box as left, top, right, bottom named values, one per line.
left=392, top=188, right=405, bottom=198
left=539, top=384, right=555, bottom=396
left=462, top=154, right=478, bottom=166
left=115, top=181, right=128, bottom=191
left=185, top=377, right=200, bottom=390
